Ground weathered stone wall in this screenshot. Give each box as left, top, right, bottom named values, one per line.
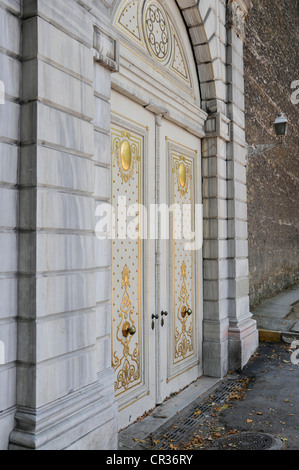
left=244, top=0, right=299, bottom=307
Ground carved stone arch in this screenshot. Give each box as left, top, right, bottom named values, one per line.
left=176, top=0, right=218, bottom=113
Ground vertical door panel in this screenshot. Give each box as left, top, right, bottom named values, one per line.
left=111, top=123, right=143, bottom=396
left=158, top=119, right=203, bottom=402
left=110, top=91, right=156, bottom=429
left=171, top=149, right=195, bottom=366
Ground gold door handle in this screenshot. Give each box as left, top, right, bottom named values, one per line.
left=122, top=322, right=137, bottom=337
left=181, top=306, right=192, bottom=318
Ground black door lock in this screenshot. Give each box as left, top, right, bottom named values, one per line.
left=152, top=314, right=159, bottom=330
left=161, top=311, right=168, bottom=327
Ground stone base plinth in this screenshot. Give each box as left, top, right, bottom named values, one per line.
left=9, top=370, right=118, bottom=450
left=228, top=316, right=259, bottom=371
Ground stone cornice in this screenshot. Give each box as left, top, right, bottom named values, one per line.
left=227, top=0, right=253, bottom=41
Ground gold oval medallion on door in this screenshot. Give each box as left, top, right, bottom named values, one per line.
left=173, top=155, right=192, bottom=196
left=179, top=161, right=187, bottom=189
left=120, top=139, right=132, bottom=172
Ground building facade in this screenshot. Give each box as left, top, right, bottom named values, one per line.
left=0, top=0, right=258, bottom=450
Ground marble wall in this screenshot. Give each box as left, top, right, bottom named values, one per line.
left=0, top=0, right=21, bottom=450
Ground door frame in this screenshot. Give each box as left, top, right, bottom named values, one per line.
left=110, top=92, right=204, bottom=427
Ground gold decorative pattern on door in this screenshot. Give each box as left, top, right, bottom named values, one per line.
left=175, top=260, right=193, bottom=359
left=111, top=124, right=143, bottom=397
left=171, top=150, right=195, bottom=366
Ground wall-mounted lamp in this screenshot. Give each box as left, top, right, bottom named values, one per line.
left=247, top=112, right=289, bottom=159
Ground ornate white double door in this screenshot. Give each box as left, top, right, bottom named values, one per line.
left=111, top=90, right=203, bottom=429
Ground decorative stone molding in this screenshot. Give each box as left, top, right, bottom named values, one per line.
left=93, top=25, right=119, bottom=72
left=227, top=0, right=253, bottom=41
left=205, top=113, right=231, bottom=142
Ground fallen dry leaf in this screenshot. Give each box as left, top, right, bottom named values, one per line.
left=169, top=444, right=179, bottom=450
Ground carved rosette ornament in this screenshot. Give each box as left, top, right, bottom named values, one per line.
left=144, top=2, right=171, bottom=62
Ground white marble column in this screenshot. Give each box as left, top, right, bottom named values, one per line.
left=0, top=0, right=21, bottom=450
left=202, top=114, right=231, bottom=378
left=226, top=0, right=258, bottom=370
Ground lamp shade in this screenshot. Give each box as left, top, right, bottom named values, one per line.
left=274, top=113, right=288, bottom=137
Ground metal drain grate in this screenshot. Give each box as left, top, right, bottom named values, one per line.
left=209, top=432, right=282, bottom=451
left=151, top=379, right=244, bottom=449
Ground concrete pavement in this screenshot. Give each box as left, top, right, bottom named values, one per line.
left=252, top=284, right=299, bottom=343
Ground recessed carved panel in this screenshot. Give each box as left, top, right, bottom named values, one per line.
left=118, top=0, right=142, bottom=41
left=111, top=124, right=143, bottom=396
left=171, top=34, right=189, bottom=80
left=170, top=149, right=195, bottom=366
left=115, top=0, right=191, bottom=86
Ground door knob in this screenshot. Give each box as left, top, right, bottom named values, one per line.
left=181, top=306, right=192, bottom=318
left=122, top=322, right=137, bottom=337
left=128, top=325, right=137, bottom=336
left=161, top=311, right=168, bottom=317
